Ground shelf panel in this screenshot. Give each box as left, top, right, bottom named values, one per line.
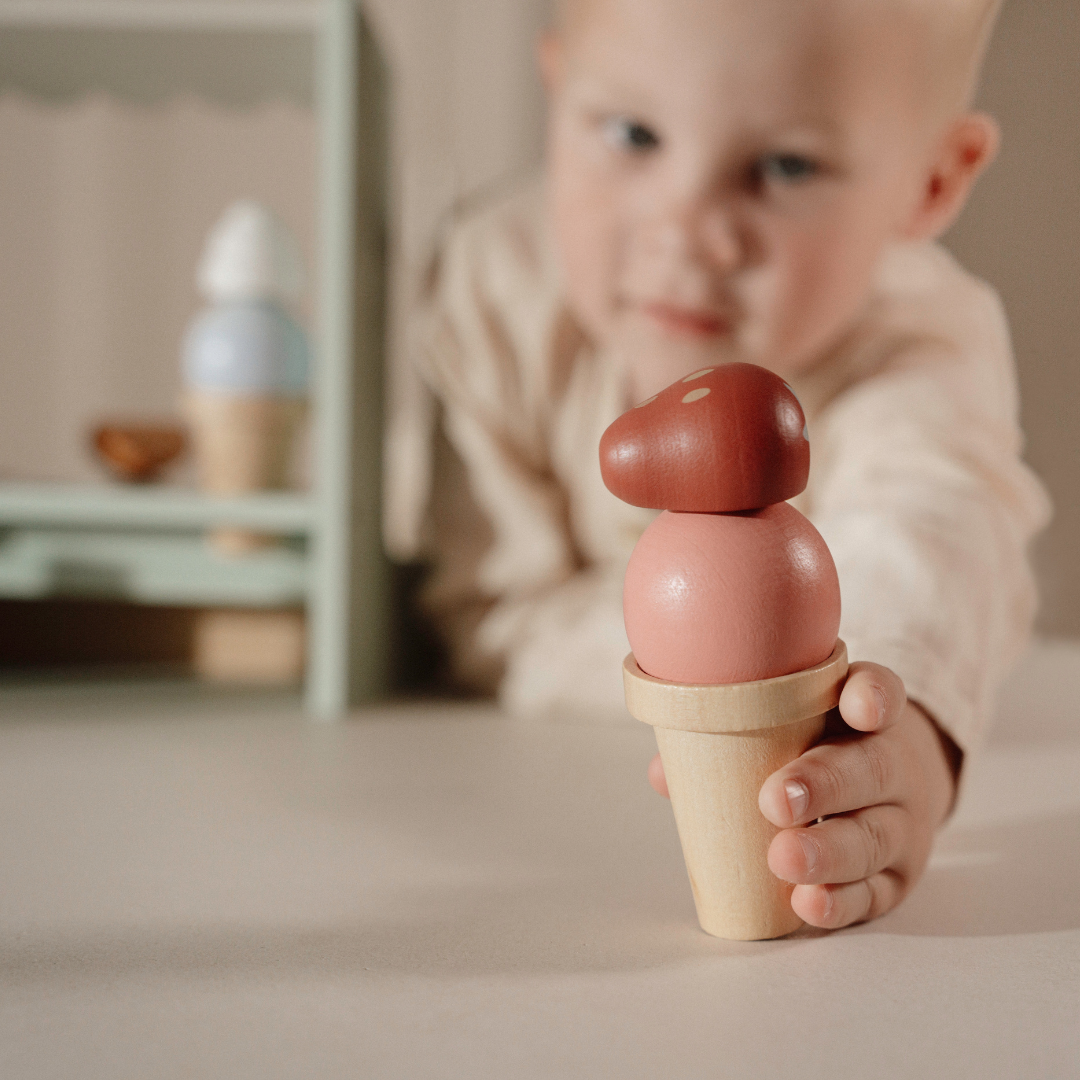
left=0, top=1, right=321, bottom=30
left=0, top=528, right=308, bottom=607
left=0, top=483, right=314, bottom=534
left=0, top=22, right=316, bottom=107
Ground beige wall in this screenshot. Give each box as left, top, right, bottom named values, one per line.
left=366, top=0, right=550, bottom=262
left=364, top=0, right=552, bottom=433
left=943, top=0, right=1080, bottom=635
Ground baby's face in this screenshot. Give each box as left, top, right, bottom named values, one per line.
left=545, top=0, right=938, bottom=396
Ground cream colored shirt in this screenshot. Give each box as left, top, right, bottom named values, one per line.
left=386, top=183, right=1051, bottom=752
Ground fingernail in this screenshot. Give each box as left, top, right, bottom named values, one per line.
left=821, top=886, right=834, bottom=921
left=796, top=831, right=819, bottom=873
left=873, top=688, right=887, bottom=726
left=784, top=779, right=809, bottom=821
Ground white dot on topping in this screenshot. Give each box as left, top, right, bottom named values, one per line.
left=682, top=368, right=715, bottom=383
left=802, top=423, right=809, bottom=440
left=634, top=395, right=658, bottom=408
left=682, top=387, right=711, bottom=404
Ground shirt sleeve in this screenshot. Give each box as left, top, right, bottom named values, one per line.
left=426, top=430, right=634, bottom=716
left=808, top=343, right=1052, bottom=753
left=409, top=195, right=636, bottom=718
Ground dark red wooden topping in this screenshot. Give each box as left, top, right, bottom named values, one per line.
left=599, top=363, right=809, bottom=511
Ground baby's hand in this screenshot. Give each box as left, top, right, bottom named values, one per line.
left=646, top=662, right=961, bottom=930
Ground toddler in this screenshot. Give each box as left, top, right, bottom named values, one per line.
left=386, top=0, right=1051, bottom=930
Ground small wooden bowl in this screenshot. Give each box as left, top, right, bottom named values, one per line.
left=92, top=422, right=187, bottom=483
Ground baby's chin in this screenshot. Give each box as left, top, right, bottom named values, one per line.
left=579, top=300, right=815, bottom=393
left=604, top=309, right=750, bottom=394
left=620, top=307, right=831, bottom=387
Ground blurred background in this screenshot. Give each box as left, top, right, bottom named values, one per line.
left=0, top=0, right=1075, bottom=699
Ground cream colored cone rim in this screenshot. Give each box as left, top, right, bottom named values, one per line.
left=624, top=640, right=847, bottom=734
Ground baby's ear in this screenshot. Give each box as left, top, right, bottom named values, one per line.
left=901, top=113, right=1001, bottom=242
left=536, top=29, right=563, bottom=95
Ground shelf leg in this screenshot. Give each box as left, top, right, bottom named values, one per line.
left=307, top=0, right=390, bottom=718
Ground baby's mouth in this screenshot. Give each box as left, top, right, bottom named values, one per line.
left=639, top=301, right=732, bottom=338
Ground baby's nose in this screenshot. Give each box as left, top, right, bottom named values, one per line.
left=642, top=199, right=745, bottom=276
left=698, top=206, right=744, bottom=271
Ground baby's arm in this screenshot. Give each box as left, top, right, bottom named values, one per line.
left=423, top=390, right=636, bottom=714
left=809, top=347, right=1050, bottom=757
left=404, top=193, right=637, bottom=714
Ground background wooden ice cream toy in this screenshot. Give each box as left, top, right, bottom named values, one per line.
left=601, top=363, right=848, bottom=940
left=182, top=200, right=310, bottom=554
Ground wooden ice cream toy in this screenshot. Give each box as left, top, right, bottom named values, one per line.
left=600, top=363, right=847, bottom=941
left=182, top=200, right=310, bottom=554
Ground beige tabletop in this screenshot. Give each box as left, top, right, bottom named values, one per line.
left=2, top=641, right=1079, bottom=1079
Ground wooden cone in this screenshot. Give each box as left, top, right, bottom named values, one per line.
left=624, top=640, right=848, bottom=940
left=183, top=392, right=307, bottom=553
left=193, top=608, right=305, bottom=685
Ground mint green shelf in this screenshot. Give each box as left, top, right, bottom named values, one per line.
left=0, top=528, right=307, bottom=607
left=0, top=483, right=313, bottom=534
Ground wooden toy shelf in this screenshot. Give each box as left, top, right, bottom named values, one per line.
left=0, top=0, right=389, bottom=716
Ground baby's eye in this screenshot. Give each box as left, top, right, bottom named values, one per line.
left=756, top=153, right=819, bottom=184
left=602, top=117, right=660, bottom=153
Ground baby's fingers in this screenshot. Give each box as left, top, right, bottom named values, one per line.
left=838, top=662, right=906, bottom=733
left=647, top=752, right=669, bottom=797
left=768, top=804, right=912, bottom=886
left=759, top=729, right=905, bottom=827
left=790, top=871, right=906, bottom=930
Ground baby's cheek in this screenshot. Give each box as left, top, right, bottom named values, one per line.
left=729, top=271, right=779, bottom=363
left=551, top=187, right=620, bottom=339
left=775, top=235, right=883, bottom=366
left=751, top=269, right=850, bottom=373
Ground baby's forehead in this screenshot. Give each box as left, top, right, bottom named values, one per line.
left=560, top=0, right=978, bottom=32
left=559, top=0, right=985, bottom=63
left=560, top=1, right=902, bottom=98
left=559, top=0, right=993, bottom=123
